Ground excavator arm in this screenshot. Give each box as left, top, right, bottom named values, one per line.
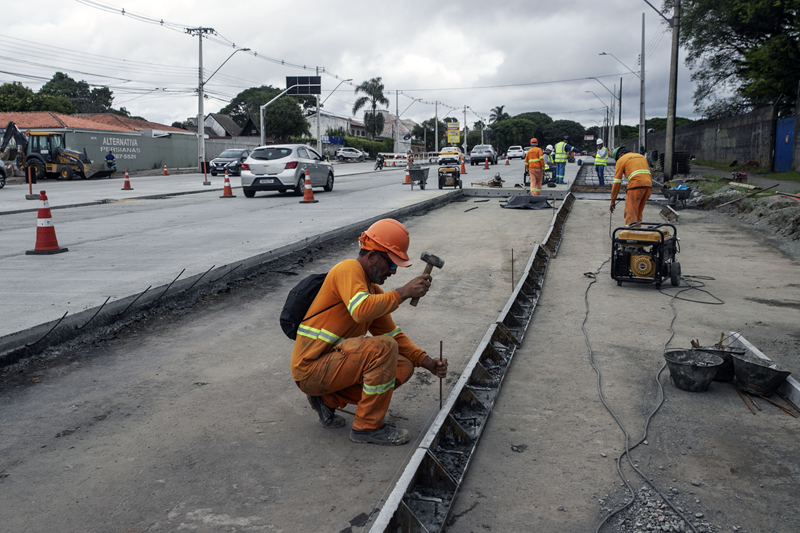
left=0, top=122, right=28, bottom=159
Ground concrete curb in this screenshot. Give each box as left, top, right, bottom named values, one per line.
left=0, top=190, right=461, bottom=368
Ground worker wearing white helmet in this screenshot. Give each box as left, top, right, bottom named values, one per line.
left=543, top=145, right=555, bottom=183
left=594, top=138, right=609, bottom=186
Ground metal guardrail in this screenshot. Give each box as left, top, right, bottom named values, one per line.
left=369, top=192, right=576, bottom=533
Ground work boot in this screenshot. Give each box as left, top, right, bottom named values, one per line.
left=307, top=395, right=345, bottom=429
left=349, top=424, right=410, bottom=445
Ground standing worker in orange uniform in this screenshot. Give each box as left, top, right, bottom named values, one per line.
left=524, top=138, right=545, bottom=196
left=609, top=146, right=653, bottom=226
left=291, top=219, right=448, bottom=446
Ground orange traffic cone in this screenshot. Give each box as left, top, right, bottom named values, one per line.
left=220, top=170, right=236, bottom=198
left=299, top=169, right=318, bottom=204
left=404, top=160, right=412, bottom=184
left=26, top=191, right=68, bottom=255
left=163, top=164, right=168, bottom=176
left=505, top=155, right=510, bottom=165
left=121, top=169, right=133, bottom=190
left=392, top=159, right=396, bottom=167
left=484, top=157, right=489, bottom=170
left=460, top=160, right=467, bottom=174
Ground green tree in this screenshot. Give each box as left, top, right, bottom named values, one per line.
left=645, top=117, right=695, bottom=133
left=411, top=118, right=447, bottom=151
left=219, top=86, right=309, bottom=140
left=39, top=72, right=113, bottom=113
left=489, top=118, right=538, bottom=154
left=674, top=0, right=800, bottom=116
left=489, top=105, right=510, bottom=124
left=352, top=77, right=390, bottom=139
left=0, top=82, right=75, bottom=113
left=541, top=120, right=585, bottom=149
left=513, top=111, right=553, bottom=126
left=325, top=126, right=347, bottom=138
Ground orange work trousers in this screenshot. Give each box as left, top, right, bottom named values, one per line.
left=529, top=168, right=543, bottom=196
left=297, top=336, right=413, bottom=431
left=624, top=187, right=652, bottom=226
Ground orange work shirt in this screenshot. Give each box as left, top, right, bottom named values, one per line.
left=290, top=259, right=427, bottom=382
left=525, top=146, right=544, bottom=170
left=611, top=152, right=652, bottom=201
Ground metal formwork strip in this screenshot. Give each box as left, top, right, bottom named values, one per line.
left=369, top=194, right=577, bottom=533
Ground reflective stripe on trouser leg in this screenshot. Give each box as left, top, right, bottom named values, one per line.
left=624, top=187, right=652, bottom=227
left=298, top=335, right=399, bottom=431
left=556, top=162, right=566, bottom=182
left=529, top=168, right=543, bottom=196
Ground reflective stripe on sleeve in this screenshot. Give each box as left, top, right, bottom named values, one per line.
left=348, top=291, right=369, bottom=314
left=384, top=326, right=401, bottom=337
left=297, top=324, right=344, bottom=346
left=613, top=179, right=623, bottom=183
left=363, top=380, right=395, bottom=395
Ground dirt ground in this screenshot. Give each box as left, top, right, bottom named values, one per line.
left=446, top=199, right=800, bottom=533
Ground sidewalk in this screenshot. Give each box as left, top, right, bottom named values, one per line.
left=691, top=164, right=800, bottom=192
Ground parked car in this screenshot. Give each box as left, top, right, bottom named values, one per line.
left=335, top=147, right=365, bottom=162
left=438, top=146, right=464, bottom=166
left=469, top=144, right=498, bottom=165
left=507, top=146, right=525, bottom=159
left=0, top=161, right=7, bottom=188
left=209, top=149, right=250, bottom=176
left=240, top=144, right=334, bottom=198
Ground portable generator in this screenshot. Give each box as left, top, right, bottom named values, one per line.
left=437, top=165, right=462, bottom=189
left=611, top=222, right=681, bottom=288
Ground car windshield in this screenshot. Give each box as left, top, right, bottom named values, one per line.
left=218, top=150, right=244, bottom=158
left=475, top=145, right=491, bottom=150
left=441, top=148, right=459, bottom=154
left=251, top=147, right=292, bottom=161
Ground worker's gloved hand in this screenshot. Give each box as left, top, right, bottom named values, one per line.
left=397, top=274, right=432, bottom=301
left=609, top=201, right=616, bottom=214
left=422, top=356, right=448, bottom=378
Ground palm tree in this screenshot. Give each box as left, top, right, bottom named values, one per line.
left=353, top=77, right=390, bottom=139
left=489, top=105, right=510, bottom=124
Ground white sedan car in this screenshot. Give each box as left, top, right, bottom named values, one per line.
left=507, top=146, right=526, bottom=159
left=240, top=144, right=334, bottom=198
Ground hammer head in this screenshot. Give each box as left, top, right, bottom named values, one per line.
left=420, top=251, right=444, bottom=269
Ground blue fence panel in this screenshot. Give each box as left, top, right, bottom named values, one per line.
left=775, top=117, right=794, bottom=172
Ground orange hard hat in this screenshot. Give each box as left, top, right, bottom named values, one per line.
left=359, top=219, right=412, bottom=267
left=530, top=138, right=538, bottom=145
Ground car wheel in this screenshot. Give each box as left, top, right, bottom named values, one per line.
left=323, top=173, right=334, bottom=192
left=243, top=188, right=256, bottom=198
left=293, top=177, right=304, bottom=196
left=337, top=156, right=344, bottom=162
left=0, top=174, right=5, bottom=189
left=278, top=189, right=286, bottom=194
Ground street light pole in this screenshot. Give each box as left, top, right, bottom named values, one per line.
left=434, top=101, right=439, bottom=153
left=640, top=13, right=647, bottom=153
left=316, top=77, right=352, bottom=154
left=664, top=0, right=681, bottom=180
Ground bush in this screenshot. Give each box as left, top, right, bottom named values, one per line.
left=344, top=137, right=393, bottom=158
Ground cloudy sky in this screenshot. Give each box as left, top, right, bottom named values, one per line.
left=2, top=0, right=699, bottom=132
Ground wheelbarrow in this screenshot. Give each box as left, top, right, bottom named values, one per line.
left=662, top=185, right=692, bottom=208
left=408, top=165, right=429, bottom=190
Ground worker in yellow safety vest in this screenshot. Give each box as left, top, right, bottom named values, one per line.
left=594, top=139, right=609, bottom=185
left=553, top=135, right=581, bottom=184
left=609, top=146, right=653, bottom=226
left=524, top=138, right=545, bottom=196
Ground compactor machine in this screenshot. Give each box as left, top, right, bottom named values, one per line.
left=611, top=222, right=681, bottom=288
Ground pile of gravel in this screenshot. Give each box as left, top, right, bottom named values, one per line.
left=603, top=485, right=728, bottom=533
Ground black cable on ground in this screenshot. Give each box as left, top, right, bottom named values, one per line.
left=584, top=264, right=726, bottom=533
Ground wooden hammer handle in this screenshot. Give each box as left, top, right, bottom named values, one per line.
left=410, top=263, right=434, bottom=307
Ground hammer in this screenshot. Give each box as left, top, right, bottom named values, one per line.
left=410, top=252, right=444, bottom=307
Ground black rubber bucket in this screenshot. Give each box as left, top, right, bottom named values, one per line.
left=731, top=351, right=791, bottom=396
left=664, top=350, right=723, bottom=392
left=695, top=346, right=746, bottom=381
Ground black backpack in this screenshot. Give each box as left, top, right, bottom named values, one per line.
left=279, top=272, right=341, bottom=340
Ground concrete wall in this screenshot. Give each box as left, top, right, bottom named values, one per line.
left=626, top=106, right=777, bottom=169
left=69, top=130, right=198, bottom=171
left=794, top=88, right=800, bottom=171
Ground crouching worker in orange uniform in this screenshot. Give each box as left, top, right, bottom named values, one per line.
left=291, top=219, right=448, bottom=445
left=524, top=138, right=545, bottom=196
left=609, top=146, right=652, bottom=227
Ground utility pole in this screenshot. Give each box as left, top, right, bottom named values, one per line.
left=640, top=13, right=647, bottom=154
left=315, top=66, right=321, bottom=154
left=462, top=106, right=468, bottom=157
left=395, top=91, right=400, bottom=153
left=610, top=84, right=616, bottom=150
left=434, top=101, right=439, bottom=153
left=618, top=77, right=623, bottom=150
left=664, top=0, right=681, bottom=180
left=187, top=27, right=214, bottom=172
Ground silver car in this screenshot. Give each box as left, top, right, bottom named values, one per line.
left=240, top=144, right=334, bottom=198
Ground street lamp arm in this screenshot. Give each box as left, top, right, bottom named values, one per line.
left=642, top=0, right=672, bottom=25
left=320, top=78, right=353, bottom=107
left=204, top=47, right=250, bottom=86
left=599, top=52, right=639, bottom=78
left=399, top=98, right=422, bottom=118
left=585, top=90, right=609, bottom=110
